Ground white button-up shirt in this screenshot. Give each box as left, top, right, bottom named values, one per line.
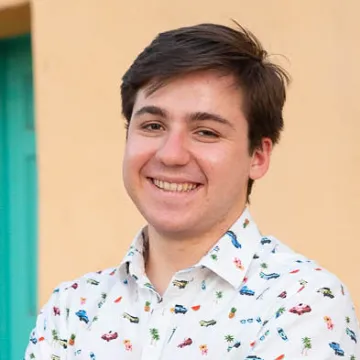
left=25, top=209, right=360, bottom=359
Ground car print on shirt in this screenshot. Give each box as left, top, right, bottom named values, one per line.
left=329, top=341, right=345, bottom=356
left=245, top=356, right=264, bottom=360
left=259, top=272, right=280, bottom=280
left=289, top=303, right=312, bottom=315
left=277, top=327, right=288, bottom=341
left=75, top=309, right=89, bottom=324
left=29, top=331, right=38, bottom=345
left=172, top=279, right=191, bottom=289
left=260, top=237, right=272, bottom=245
left=170, top=305, right=186, bottom=314
left=101, top=331, right=118, bottom=342
left=239, top=285, right=255, bottom=296
left=227, top=230, right=242, bottom=248
left=122, top=312, right=140, bottom=323
left=278, top=290, right=287, bottom=298
left=228, top=341, right=241, bottom=352
left=317, top=287, right=335, bottom=299
left=346, top=328, right=357, bottom=343
left=199, top=319, right=217, bottom=327
left=86, top=279, right=100, bottom=286
left=57, top=339, right=68, bottom=349
left=178, top=338, right=193, bottom=348
left=53, top=306, right=60, bottom=316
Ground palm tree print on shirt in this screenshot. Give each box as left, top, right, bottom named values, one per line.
left=225, top=334, right=234, bottom=352
left=150, top=328, right=160, bottom=345
left=224, top=334, right=240, bottom=352
left=275, top=307, right=286, bottom=319
left=97, top=292, right=107, bottom=308
left=302, top=337, right=312, bottom=355
left=215, top=291, right=223, bottom=303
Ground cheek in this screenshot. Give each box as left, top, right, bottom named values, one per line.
left=123, top=137, right=156, bottom=173
left=200, top=146, right=251, bottom=183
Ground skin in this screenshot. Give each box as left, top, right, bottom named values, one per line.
left=122, top=70, right=272, bottom=294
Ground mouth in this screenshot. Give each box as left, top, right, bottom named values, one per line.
left=148, top=178, right=201, bottom=193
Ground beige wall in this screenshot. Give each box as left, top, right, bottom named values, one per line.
left=3, top=0, right=360, bottom=309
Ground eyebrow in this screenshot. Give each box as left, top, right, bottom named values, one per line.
left=190, top=111, right=235, bottom=129
left=133, top=105, right=234, bottom=129
left=133, top=105, right=168, bottom=119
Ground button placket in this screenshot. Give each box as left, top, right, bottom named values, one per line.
left=141, top=298, right=174, bottom=360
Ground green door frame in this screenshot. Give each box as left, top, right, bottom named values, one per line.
left=0, top=34, right=38, bottom=360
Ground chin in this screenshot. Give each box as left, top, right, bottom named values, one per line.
left=146, top=216, right=196, bottom=238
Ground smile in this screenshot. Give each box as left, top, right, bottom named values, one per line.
left=151, top=178, right=199, bottom=192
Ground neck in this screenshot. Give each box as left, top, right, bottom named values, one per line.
left=144, top=207, right=246, bottom=295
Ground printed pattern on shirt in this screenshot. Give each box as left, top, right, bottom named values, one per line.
left=24, top=209, right=360, bottom=360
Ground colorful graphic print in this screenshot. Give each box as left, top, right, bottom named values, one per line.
left=24, top=209, right=360, bottom=359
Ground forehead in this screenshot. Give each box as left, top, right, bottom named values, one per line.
left=133, top=70, right=244, bottom=117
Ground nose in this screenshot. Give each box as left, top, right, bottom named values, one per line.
left=155, top=130, right=191, bottom=166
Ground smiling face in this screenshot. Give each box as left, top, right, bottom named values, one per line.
left=122, top=70, right=272, bottom=240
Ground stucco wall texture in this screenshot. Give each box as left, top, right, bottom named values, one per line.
left=1, top=0, right=359, bottom=312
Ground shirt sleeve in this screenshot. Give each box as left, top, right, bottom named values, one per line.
left=245, top=273, right=360, bottom=360
left=24, top=285, right=69, bottom=360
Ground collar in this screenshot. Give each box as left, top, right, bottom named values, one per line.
left=199, top=207, right=262, bottom=289
left=119, top=207, right=262, bottom=289
left=119, top=228, right=147, bottom=282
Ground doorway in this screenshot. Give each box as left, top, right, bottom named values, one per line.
left=0, top=34, right=38, bottom=360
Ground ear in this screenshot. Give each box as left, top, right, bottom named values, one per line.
left=249, top=138, right=273, bottom=181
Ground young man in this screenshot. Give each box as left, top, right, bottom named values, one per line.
left=25, top=23, right=359, bottom=359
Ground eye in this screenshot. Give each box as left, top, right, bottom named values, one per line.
left=196, top=129, right=219, bottom=138
left=141, top=122, right=164, bottom=131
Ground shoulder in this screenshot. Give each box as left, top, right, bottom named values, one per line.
left=42, top=266, right=121, bottom=321
left=254, top=235, right=357, bottom=318
left=258, top=235, right=346, bottom=287
left=251, top=235, right=357, bottom=315
left=246, top=237, right=359, bottom=358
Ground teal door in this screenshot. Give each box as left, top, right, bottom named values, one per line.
left=0, top=35, right=38, bottom=360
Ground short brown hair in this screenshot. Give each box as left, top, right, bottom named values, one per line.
left=121, top=22, right=290, bottom=202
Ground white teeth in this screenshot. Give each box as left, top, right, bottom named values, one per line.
left=152, top=179, right=198, bottom=192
